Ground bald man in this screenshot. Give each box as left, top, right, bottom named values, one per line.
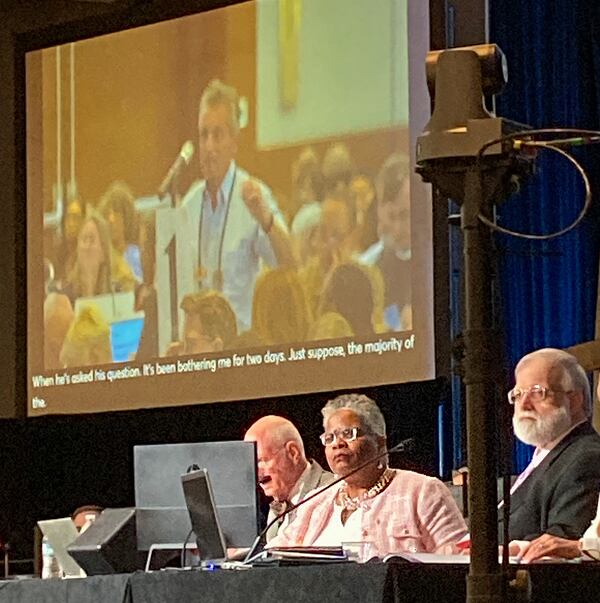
left=244, top=415, right=334, bottom=541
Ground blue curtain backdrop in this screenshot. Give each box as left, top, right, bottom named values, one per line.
left=488, top=0, right=600, bottom=470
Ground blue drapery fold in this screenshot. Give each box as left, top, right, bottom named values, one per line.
left=489, top=1, right=600, bottom=470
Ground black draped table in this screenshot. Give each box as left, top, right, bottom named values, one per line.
left=0, top=561, right=597, bottom=602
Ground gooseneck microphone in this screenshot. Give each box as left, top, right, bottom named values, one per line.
left=158, top=140, right=195, bottom=198
left=243, top=437, right=414, bottom=564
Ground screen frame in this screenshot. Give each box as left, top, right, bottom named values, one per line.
left=2, top=1, right=253, bottom=420
left=8, top=0, right=452, bottom=417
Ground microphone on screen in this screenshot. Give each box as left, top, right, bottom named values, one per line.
left=243, top=437, right=415, bottom=564
left=158, top=140, right=195, bottom=198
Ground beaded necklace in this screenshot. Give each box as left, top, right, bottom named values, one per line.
left=338, top=468, right=396, bottom=511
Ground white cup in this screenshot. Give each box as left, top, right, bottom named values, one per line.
left=342, top=541, right=375, bottom=563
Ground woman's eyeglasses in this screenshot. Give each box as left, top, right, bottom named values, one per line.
left=320, top=426, right=366, bottom=446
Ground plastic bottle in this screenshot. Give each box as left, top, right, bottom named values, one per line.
left=41, top=535, right=61, bottom=579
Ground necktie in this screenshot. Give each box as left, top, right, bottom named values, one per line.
left=270, top=499, right=289, bottom=523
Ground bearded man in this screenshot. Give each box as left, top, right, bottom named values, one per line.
left=503, top=348, right=600, bottom=543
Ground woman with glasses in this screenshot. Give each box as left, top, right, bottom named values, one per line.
left=267, top=393, right=467, bottom=557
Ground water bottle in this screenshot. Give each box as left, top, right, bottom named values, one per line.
left=41, top=535, right=61, bottom=579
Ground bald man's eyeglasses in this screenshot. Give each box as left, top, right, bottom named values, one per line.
left=256, top=446, right=287, bottom=464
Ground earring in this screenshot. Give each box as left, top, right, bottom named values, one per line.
left=377, top=460, right=384, bottom=470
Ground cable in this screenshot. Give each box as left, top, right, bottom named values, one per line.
left=474, top=128, right=598, bottom=240
left=477, top=142, right=591, bottom=239
left=181, top=528, right=194, bottom=569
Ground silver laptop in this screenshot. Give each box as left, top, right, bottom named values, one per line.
left=37, top=518, right=85, bottom=578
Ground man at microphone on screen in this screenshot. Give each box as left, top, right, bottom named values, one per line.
left=179, top=79, right=295, bottom=332
left=267, top=394, right=467, bottom=557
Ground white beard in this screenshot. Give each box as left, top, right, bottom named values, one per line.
left=513, top=403, right=572, bottom=447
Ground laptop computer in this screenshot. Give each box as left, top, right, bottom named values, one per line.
left=74, top=292, right=145, bottom=362
left=37, top=518, right=85, bottom=578
left=180, top=469, right=227, bottom=563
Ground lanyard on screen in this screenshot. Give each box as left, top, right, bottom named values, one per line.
left=197, top=168, right=237, bottom=292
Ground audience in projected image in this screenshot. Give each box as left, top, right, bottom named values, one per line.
left=307, top=311, right=354, bottom=341
left=267, top=393, right=467, bottom=556
left=318, top=262, right=377, bottom=338
left=244, top=415, right=334, bottom=541
left=249, top=268, right=312, bottom=346
left=44, top=292, right=75, bottom=369
left=291, top=146, right=324, bottom=210
left=178, top=79, right=295, bottom=333
left=53, top=196, right=88, bottom=284
left=322, top=143, right=354, bottom=204
left=167, top=290, right=238, bottom=356
left=298, top=197, right=356, bottom=320
left=98, top=180, right=143, bottom=282
left=40, top=94, right=415, bottom=367
left=134, top=210, right=159, bottom=361
left=290, top=202, right=322, bottom=268
left=360, top=153, right=412, bottom=332
left=349, top=173, right=378, bottom=251
left=60, top=304, right=112, bottom=367
left=61, top=212, right=135, bottom=306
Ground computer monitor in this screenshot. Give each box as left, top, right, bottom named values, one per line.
left=181, top=469, right=227, bottom=561
left=133, top=441, right=258, bottom=551
left=66, top=508, right=138, bottom=575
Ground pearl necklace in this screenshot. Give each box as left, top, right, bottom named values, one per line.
left=338, top=468, right=396, bottom=511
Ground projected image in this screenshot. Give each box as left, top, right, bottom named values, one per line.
left=27, top=0, right=433, bottom=414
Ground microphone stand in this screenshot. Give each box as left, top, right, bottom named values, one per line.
left=243, top=438, right=414, bottom=564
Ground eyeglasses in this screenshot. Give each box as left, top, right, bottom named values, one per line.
left=507, top=384, right=570, bottom=405
left=256, top=446, right=287, bottom=465
left=320, top=426, right=366, bottom=446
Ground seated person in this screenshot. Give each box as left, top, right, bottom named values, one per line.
left=268, top=393, right=467, bottom=557
left=307, top=311, right=353, bottom=341
left=71, top=505, right=103, bottom=531
left=502, top=348, right=600, bottom=546
left=44, top=292, right=74, bottom=369
left=59, top=305, right=112, bottom=367
left=62, top=212, right=136, bottom=305
left=250, top=268, right=312, bottom=346
left=498, top=353, right=600, bottom=563
left=167, top=290, right=238, bottom=355
left=508, top=497, right=600, bottom=563
left=460, top=349, right=600, bottom=558
left=244, top=415, right=333, bottom=541
left=318, top=262, right=377, bottom=337
left=98, top=181, right=143, bottom=281
left=359, top=154, right=412, bottom=332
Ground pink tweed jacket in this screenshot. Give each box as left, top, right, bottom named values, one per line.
left=268, top=469, right=467, bottom=557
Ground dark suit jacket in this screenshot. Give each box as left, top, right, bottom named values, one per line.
left=501, top=421, right=600, bottom=542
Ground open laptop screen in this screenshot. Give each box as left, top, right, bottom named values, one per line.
left=37, top=518, right=85, bottom=578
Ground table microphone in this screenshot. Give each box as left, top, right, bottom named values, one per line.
left=243, top=437, right=414, bottom=564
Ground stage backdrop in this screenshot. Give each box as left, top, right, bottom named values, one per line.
left=489, top=0, right=600, bottom=470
